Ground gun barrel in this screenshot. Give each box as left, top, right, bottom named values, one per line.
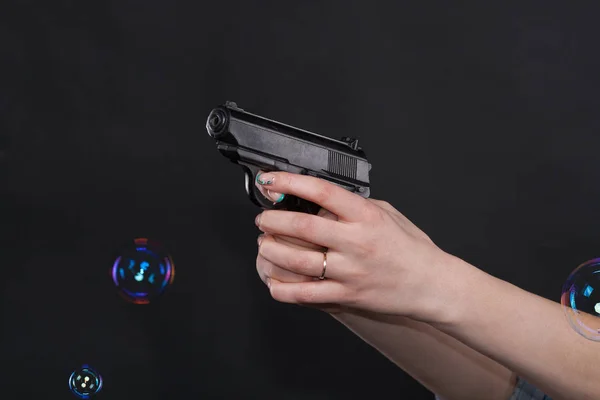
left=208, top=102, right=365, bottom=155
left=206, top=101, right=371, bottom=199
left=207, top=107, right=228, bottom=137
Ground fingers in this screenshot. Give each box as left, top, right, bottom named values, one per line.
left=271, top=234, right=325, bottom=251
left=257, top=250, right=345, bottom=313
left=268, top=208, right=338, bottom=250
left=254, top=174, right=287, bottom=205
left=256, top=210, right=351, bottom=249
left=254, top=170, right=372, bottom=222
left=269, top=280, right=348, bottom=305
left=317, top=207, right=339, bottom=221
left=258, top=234, right=339, bottom=279
left=256, top=253, right=313, bottom=284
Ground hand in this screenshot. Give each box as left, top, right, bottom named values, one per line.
left=255, top=206, right=347, bottom=313
left=252, top=170, right=466, bottom=323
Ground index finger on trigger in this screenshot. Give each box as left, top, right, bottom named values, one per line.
left=254, top=171, right=371, bottom=222
left=255, top=170, right=286, bottom=204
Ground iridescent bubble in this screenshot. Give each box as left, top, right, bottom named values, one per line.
left=111, top=238, right=175, bottom=304
left=68, top=365, right=103, bottom=398
left=561, top=258, right=600, bottom=341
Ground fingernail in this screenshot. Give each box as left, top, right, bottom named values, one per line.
left=267, top=190, right=285, bottom=204
left=256, top=173, right=275, bottom=185
left=257, top=234, right=264, bottom=246
left=255, top=213, right=262, bottom=227
left=266, top=277, right=271, bottom=288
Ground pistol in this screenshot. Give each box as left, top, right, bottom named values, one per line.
left=206, top=101, right=371, bottom=214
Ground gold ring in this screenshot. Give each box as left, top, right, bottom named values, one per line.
left=319, top=251, right=327, bottom=280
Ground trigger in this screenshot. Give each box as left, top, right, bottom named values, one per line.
left=243, top=167, right=272, bottom=208
left=244, top=169, right=254, bottom=198
left=244, top=167, right=266, bottom=199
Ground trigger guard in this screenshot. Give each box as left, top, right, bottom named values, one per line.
left=242, top=167, right=286, bottom=210
left=240, top=162, right=320, bottom=214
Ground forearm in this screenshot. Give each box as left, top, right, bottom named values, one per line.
left=331, top=311, right=516, bottom=400
left=433, top=256, right=600, bottom=400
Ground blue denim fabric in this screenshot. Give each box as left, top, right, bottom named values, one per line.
left=509, top=376, right=552, bottom=400
left=434, top=376, right=551, bottom=400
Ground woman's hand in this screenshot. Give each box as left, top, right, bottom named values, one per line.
left=252, top=170, right=470, bottom=324
left=255, top=207, right=348, bottom=313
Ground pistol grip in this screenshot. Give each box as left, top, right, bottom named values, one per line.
left=239, top=162, right=321, bottom=214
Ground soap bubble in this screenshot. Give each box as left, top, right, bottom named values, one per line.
left=68, top=365, right=102, bottom=398
left=561, top=258, right=600, bottom=341
left=111, top=238, right=175, bottom=304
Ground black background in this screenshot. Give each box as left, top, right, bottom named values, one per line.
left=2, top=1, right=600, bottom=399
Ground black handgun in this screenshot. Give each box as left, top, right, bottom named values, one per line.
left=206, top=101, right=371, bottom=214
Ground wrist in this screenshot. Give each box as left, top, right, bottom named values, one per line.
left=422, top=253, right=488, bottom=327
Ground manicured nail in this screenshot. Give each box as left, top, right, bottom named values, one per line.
left=268, top=190, right=285, bottom=204
left=256, top=173, right=275, bottom=185
left=257, top=234, right=264, bottom=246
left=266, top=277, right=271, bottom=288
left=255, top=213, right=262, bottom=227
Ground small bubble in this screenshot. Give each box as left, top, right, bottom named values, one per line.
left=111, top=238, right=175, bottom=304
left=69, top=365, right=102, bottom=398
left=561, top=258, right=600, bottom=341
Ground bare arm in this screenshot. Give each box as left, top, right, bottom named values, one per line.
left=331, top=311, right=516, bottom=400
left=429, top=256, right=600, bottom=400
left=254, top=195, right=518, bottom=400
left=258, top=232, right=517, bottom=399
left=252, top=171, right=597, bottom=399
left=332, top=256, right=600, bottom=400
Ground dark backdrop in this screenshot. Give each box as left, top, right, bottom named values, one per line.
left=2, top=1, right=600, bottom=399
